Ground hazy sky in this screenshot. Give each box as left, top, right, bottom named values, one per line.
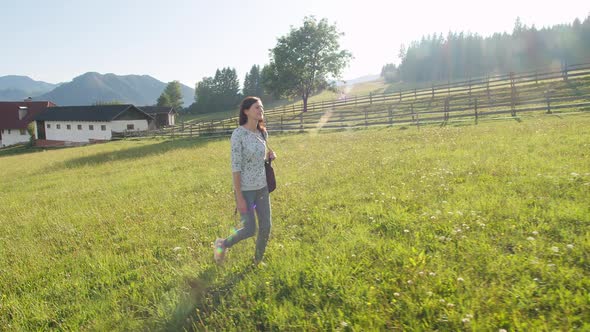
left=1, top=0, right=588, bottom=86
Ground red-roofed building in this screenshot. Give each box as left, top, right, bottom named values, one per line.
left=0, top=101, right=56, bottom=147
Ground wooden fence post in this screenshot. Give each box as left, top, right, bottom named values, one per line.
left=369, top=92, right=373, bottom=105
left=510, top=72, right=517, bottom=117
left=388, top=105, right=393, bottom=125
left=399, top=90, right=402, bottom=101
left=432, top=85, right=435, bottom=98
left=280, top=116, right=284, bottom=133
left=414, top=89, right=417, bottom=99
left=546, top=95, right=552, bottom=114
left=364, top=108, right=368, bottom=128
left=299, top=112, right=303, bottom=132
left=563, top=62, right=569, bottom=81
left=190, top=124, right=193, bottom=137
left=411, top=103, right=415, bottom=123
left=535, top=71, right=538, bottom=84
left=447, top=80, right=451, bottom=96
left=486, top=75, right=490, bottom=100
left=444, top=98, right=450, bottom=122
left=474, top=98, right=479, bottom=124
left=468, top=78, right=472, bottom=95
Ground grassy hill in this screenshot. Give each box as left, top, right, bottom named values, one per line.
left=1, top=114, right=589, bottom=330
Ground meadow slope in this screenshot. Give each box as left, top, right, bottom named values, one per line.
left=0, top=114, right=589, bottom=330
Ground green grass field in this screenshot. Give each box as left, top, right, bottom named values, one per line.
left=1, top=114, right=589, bottom=330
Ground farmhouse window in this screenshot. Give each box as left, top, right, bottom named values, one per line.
left=101, top=125, right=106, bottom=131
left=47, top=124, right=51, bottom=129
left=67, top=124, right=71, bottom=130
left=57, top=124, right=60, bottom=129
left=20, top=129, right=27, bottom=135
left=89, top=125, right=94, bottom=130
left=8, top=129, right=11, bottom=134
left=78, top=124, right=82, bottom=130
left=127, top=124, right=134, bottom=130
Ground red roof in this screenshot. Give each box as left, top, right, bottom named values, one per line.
left=0, top=101, right=56, bottom=130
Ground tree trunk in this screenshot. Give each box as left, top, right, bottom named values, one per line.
left=302, top=94, right=308, bottom=112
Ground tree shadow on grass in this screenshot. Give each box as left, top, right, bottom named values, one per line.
left=167, top=264, right=255, bottom=331
left=44, top=137, right=225, bottom=172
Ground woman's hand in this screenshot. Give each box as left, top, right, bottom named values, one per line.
left=236, top=195, right=248, bottom=213
left=268, top=149, right=277, bottom=161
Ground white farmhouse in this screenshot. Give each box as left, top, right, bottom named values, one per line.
left=34, top=104, right=154, bottom=144
left=0, top=101, right=56, bottom=147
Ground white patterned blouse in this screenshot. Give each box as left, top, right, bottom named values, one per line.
left=230, top=126, right=268, bottom=191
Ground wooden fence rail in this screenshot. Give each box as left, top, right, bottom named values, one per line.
left=125, top=63, right=590, bottom=139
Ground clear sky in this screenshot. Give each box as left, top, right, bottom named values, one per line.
left=1, top=0, right=588, bottom=87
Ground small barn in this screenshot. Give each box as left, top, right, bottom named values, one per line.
left=0, top=101, right=56, bottom=147
left=138, top=106, right=177, bottom=128
left=34, top=104, right=154, bottom=144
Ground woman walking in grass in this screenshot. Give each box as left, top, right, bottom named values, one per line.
left=215, top=96, right=276, bottom=265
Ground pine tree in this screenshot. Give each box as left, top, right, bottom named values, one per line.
left=243, top=65, right=263, bottom=97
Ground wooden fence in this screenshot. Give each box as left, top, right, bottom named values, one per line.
left=120, top=63, right=590, bottom=140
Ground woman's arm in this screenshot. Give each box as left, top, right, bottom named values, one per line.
left=233, top=172, right=247, bottom=213
left=231, top=131, right=248, bottom=213
left=264, top=131, right=276, bottom=160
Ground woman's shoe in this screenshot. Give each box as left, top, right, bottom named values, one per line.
left=214, top=238, right=226, bottom=264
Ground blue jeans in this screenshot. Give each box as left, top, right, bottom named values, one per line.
left=224, top=186, right=272, bottom=262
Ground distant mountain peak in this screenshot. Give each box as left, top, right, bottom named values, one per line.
left=1, top=72, right=194, bottom=107
left=34, top=72, right=194, bottom=107
left=0, top=75, right=57, bottom=101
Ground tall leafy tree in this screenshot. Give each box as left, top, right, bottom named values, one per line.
left=192, top=77, right=215, bottom=113
left=264, top=16, right=352, bottom=112
left=157, top=80, right=183, bottom=109
left=157, top=93, right=171, bottom=107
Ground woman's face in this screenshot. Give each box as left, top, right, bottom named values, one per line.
left=246, top=100, right=264, bottom=121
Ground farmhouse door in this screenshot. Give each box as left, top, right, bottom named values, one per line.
left=37, top=121, right=46, bottom=140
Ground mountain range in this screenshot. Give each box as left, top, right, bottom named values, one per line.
left=0, top=75, right=58, bottom=101
left=0, top=73, right=194, bottom=107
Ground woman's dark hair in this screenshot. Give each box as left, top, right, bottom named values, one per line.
left=239, top=96, right=266, bottom=132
